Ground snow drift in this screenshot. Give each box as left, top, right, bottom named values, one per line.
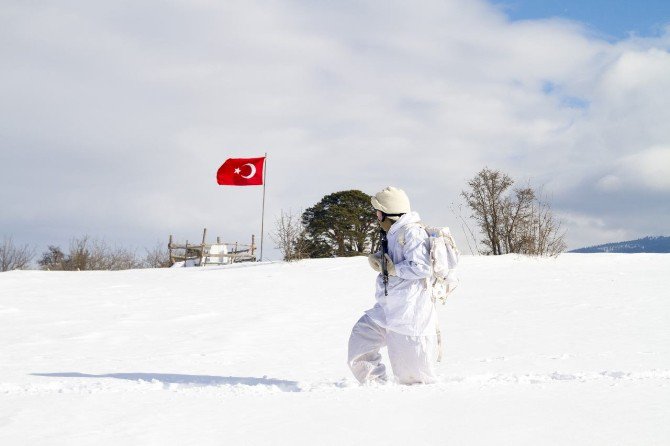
left=1, top=254, right=669, bottom=445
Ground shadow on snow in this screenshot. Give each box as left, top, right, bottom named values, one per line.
left=31, top=372, right=301, bottom=392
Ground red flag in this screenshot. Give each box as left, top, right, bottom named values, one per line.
left=216, top=157, right=265, bottom=186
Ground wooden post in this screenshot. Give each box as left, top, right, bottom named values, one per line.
left=168, top=235, right=174, bottom=265
left=251, top=235, right=256, bottom=256
left=183, top=240, right=188, bottom=267
left=200, top=228, right=207, bottom=267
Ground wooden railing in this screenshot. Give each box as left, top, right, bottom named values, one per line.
left=168, top=228, right=256, bottom=266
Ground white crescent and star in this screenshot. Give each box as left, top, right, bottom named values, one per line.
left=234, top=163, right=257, bottom=179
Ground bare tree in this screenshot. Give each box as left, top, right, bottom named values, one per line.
left=461, top=168, right=513, bottom=255
left=143, top=242, right=171, bottom=268
left=38, top=236, right=143, bottom=271
left=501, top=185, right=535, bottom=254
left=87, top=239, right=142, bottom=270
left=462, top=168, right=566, bottom=256
left=272, top=209, right=308, bottom=261
left=65, top=236, right=91, bottom=270
left=38, top=246, right=66, bottom=270
left=450, top=202, right=480, bottom=255
left=0, top=237, right=35, bottom=271
left=517, top=193, right=567, bottom=256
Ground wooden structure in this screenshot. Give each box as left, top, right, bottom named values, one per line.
left=168, top=228, right=256, bottom=266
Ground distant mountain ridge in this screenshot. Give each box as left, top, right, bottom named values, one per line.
left=570, top=236, right=670, bottom=253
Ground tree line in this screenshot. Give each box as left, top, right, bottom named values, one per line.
left=273, top=168, right=565, bottom=261
left=0, top=236, right=170, bottom=272
left=1, top=167, right=567, bottom=271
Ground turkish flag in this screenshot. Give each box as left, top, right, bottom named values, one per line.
left=216, top=157, right=265, bottom=186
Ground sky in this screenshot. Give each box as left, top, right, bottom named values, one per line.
left=493, top=0, right=670, bottom=39
left=1, top=0, right=669, bottom=259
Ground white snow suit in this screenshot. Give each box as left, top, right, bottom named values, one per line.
left=348, top=211, right=438, bottom=384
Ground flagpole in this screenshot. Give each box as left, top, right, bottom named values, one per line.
left=259, top=153, right=267, bottom=262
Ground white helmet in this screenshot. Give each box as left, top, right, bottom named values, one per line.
left=371, top=186, right=411, bottom=215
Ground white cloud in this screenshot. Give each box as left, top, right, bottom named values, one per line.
left=620, top=146, right=670, bottom=191
left=559, top=212, right=630, bottom=248
left=1, top=0, right=669, bottom=254
left=593, top=145, right=670, bottom=194
left=596, top=175, right=623, bottom=192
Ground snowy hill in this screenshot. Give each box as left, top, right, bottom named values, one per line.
left=1, top=255, right=669, bottom=445
left=570, top=235, right=670, bottom=253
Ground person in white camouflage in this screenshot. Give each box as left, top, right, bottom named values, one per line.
left=347, top=186, right=438, bottom=385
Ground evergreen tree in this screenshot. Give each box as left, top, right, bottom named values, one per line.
left=301, top=190, right=378, bottom=258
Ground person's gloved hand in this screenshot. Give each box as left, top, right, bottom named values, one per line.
left=367, top=252, right=382, bottom=272
left=384, top=254, right=397, bottom=276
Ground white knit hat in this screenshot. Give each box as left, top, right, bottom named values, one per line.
left=371, top=186, right=411, bottom=215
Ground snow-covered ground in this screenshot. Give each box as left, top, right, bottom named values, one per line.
left=1, top=254, right=669, bottom=445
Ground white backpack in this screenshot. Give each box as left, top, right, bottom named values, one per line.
left=399, top=223, right=460, bottom=305
left=398, top=222, right=460, bottom=362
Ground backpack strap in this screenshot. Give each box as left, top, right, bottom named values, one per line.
left=397, top=222, right=432, bottom=293
left=397, top=221, right=425, bottom=246
left=397, top=222, right=444, bottom=361
left=436, top=325, right=443, bottom=362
